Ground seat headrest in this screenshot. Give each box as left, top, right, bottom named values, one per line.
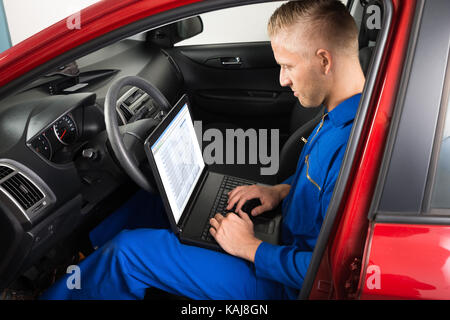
left=359, top=0, right=383, bottom=49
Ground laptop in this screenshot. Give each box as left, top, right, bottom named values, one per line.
left=144, top=94, right=281, bottom=251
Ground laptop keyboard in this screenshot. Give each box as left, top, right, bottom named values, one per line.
left=200, top=176, right=256, bottom=242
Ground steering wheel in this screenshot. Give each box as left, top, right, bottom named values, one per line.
left=104, top=76, right=171, bottom=193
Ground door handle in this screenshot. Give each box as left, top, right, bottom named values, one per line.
left=220, top=57, right=242, bottom=66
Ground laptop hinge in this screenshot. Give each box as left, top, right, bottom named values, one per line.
left=177, top=168, right=209, bottom=232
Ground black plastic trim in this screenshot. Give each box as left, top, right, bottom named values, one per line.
left=367, top=0, right=425, bottom=222
left=376, top=0, right=450, bottom=214
left=375, top=213, right=450, bottom=226
left=421, top=53, right=450, bottom=214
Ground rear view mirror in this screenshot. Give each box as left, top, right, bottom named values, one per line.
left=146, top=16, right=203, bottom=48
left=176, top=16, right=203, bottom=40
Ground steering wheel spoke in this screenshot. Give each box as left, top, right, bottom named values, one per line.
left=105, top=76, right=171, bottom=193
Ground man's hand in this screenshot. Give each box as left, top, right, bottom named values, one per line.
left=209, top=211, right=262, bottom=262
left=226, top=184, right=291, bottom=217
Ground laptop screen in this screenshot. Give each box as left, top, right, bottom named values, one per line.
left=150, top=103, right=205, bottom=224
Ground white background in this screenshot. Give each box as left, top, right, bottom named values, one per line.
left=177, top=1, right=287, bottom=46
left=3, top=0, right=100, bottom=45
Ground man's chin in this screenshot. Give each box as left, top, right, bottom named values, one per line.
left=297, top=98, right=316, bottom=108
left=296, top=96, right=324, bottom=108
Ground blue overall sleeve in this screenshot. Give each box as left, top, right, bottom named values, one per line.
left=253, top=144, right=346, bottom=290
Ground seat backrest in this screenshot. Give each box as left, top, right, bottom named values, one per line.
left=277, top=106, right=325, bottom=183
left=289, top=101, right=323, bottom=133
left=359, top=46, right=375, bottom=77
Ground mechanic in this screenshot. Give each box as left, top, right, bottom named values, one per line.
left=40, top=0, right=365, bottom=300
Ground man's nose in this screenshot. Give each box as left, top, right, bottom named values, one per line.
left=279, top=68, right=292, bottom=87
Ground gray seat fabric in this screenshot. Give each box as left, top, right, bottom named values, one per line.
left=277, top=106, right=325, bottom=183
left=359, top=46, right=375, bottom=77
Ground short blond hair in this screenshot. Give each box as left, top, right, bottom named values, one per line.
left=268, top=0, right=358, bottom=56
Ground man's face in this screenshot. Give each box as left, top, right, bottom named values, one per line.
left=271, top=32, right=329, bottom=108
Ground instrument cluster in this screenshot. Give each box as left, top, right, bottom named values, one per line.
left=28, top=112, right=79, bottom=162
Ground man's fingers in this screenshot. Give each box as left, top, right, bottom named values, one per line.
left=237, top=209, right=252, bottom=223
left=251, top=203, right=270, bottom=216
left=227, top=190, right=246, bottom=210
left=209, top=227, right=217, bottom=238
left=210, top=213, right=224, bottom=230
left=227, top=185, right=257, bottom=210
left=227, top=186, right=242, bottom=198
left=235, top=197, right=250, bottom=213
left=226, top=191, right=239, bottom=209
left=209, top=217, right=219, bottom=230
left=227, top=186, right=247, bottom=203
left=213, top=213, right=224, bottom=222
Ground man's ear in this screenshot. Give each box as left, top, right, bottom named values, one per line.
left=316, top=49, right=332, bottom=75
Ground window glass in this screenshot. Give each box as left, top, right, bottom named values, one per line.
left=430, top=85, right=450, bottom=209
left=176, top=0, right=348, bottom=46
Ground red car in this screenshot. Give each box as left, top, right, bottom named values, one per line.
left=0, top=0, right=449, bottom=300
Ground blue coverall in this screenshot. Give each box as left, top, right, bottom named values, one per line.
left=41, top=94, right=361, bottom=300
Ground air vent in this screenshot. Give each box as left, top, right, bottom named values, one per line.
left=0, top=165, right=14, bottom=180
left=117, top=87, right=152, bottom=124
left=1, top=173, right=44, bottom=210
left=119, top=103, right=133, bottom=122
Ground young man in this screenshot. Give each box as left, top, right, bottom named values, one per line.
left=41, top=0, right=365, bottom=300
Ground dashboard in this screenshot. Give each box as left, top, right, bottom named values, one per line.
left=0, top=38, right=184, bottom=288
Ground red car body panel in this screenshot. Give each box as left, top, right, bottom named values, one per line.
left=309, top=0, right=418, bottom=299
left=0, top=0, right=202, bottom=86
left=360, top=223, right=450, bottom=299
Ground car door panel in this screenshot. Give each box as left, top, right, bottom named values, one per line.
left=360, top=223, right=450, bottom=299
left=166, top=42, right=295, bottom=133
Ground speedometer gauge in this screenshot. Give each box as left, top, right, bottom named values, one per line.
left=53, top=114, right=77, bottom=145
left=30, top=133, right=52, bottom=160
